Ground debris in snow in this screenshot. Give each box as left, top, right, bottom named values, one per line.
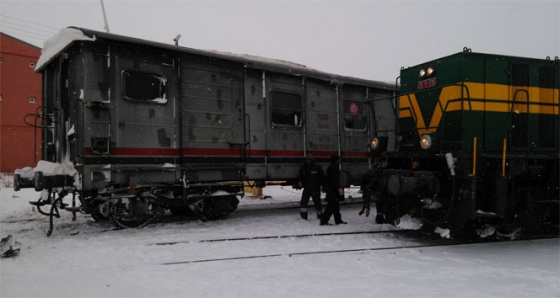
left=0, top=235, right=21, bottom=258
left=0, top=235, right=11, bottom=249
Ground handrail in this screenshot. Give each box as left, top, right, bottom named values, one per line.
left=500, top=87, right=530, bottom=176
left=501, top=138, right=507, bottom=177
left=506, top=88, right=530, bottom=139
left=469, top=137, right=477, bottom=176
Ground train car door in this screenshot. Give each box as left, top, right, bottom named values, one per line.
left=112, top=46, right=179, bottom=162
left=265, top=73, right=305, bottom=178
left=339, top=85, right=370, bottom=183
left=179, top=56, right=245, bottom=182
left=305, top=79, right=339, bottom=158
left=369, top=91, right=397, bottom=153
left=509, top=62, right=530, bottom=150
left=244, top=69, right=267, bottom=180
left=510, top=61, right=558, bottom=153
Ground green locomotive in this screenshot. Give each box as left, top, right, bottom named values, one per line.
left=372, top=48, right=559, bottom=237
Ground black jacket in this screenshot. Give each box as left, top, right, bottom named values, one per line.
left=325, top=163, right=341, bottom=195
left=298, top=162, right=324, bottom=191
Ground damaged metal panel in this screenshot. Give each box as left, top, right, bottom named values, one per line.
left=180, top=55, right=244, bottom=154
left=111, top=45, right=179, bottom=156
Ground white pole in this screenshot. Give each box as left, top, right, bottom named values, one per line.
left=100, top=0, right=110, bottom=33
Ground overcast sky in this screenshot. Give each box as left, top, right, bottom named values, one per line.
left=1, top=0, right=559, bottom=82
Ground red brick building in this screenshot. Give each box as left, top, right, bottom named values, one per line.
left=0, top=32, right=42, bottom=173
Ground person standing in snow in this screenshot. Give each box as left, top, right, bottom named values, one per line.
left=320, top=154, right=347, bottom=225
left=297, top=154, right=324, bottom=220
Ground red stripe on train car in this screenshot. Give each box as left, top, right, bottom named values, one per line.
left=342, top=151, right=368, bottom=157
left=182, top=148, right=242, bottom=156
left=84, top=147, right=367, bottom=158
left=113, top=148, right=180, bottom=156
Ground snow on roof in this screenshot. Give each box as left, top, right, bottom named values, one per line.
left=35, top=28, right=95, bottom=71
left=35, top=27, right=396, bottom=90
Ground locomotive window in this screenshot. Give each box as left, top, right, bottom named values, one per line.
left=270, top=91, right=303, bottom=128
left=512, top=64, right=529, bottom=86
left=122, top=70, right=167, bottom=103
left=343, top=101, right=366, bottom=131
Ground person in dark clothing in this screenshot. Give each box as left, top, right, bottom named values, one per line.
left=359, top=151, right=387, bottom=217
left=320, top=155, right=347, bottom=225
left=297, top=154, right=324, bottom=220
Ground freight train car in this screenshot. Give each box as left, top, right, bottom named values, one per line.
left=370, top=48, right=559, bottom=237
left=13, top=27, right=397, bottom=234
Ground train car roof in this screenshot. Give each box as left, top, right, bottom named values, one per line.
left=400, top=47, right=559, bottom=71
left=36, top=27, right=397, bottom=91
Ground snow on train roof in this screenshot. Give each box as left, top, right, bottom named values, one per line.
left=35, top=27, right=396, bottom=90
left=35, top=28, right=95, bottom=71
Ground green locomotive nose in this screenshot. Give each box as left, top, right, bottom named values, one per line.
left=380, top=48, right=559, bottom=237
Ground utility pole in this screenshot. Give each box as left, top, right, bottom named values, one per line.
left=100, top=0, right=110, bottom=33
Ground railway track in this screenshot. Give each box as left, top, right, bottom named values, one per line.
left=151, top=228, right=414, bottom=246
left=159, top=231, right=463, bottom=265
left=160, top=235, right=559, bottom=265
left=157, top=226, right=558, bottom=266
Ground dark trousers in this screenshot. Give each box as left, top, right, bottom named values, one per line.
left=300, top=188, right=322, bottom=215
left=321, top=193, right=343, bottom=224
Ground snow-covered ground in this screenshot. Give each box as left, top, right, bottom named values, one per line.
left=0, top=175, right=558, bottom=298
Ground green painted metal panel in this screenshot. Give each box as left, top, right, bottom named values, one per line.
left=399, top=49, right=559, bottom=158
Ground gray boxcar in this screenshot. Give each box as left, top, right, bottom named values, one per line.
left=14, top=27, right=397, bottom=233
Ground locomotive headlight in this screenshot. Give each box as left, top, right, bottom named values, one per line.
left=420, top=134, right=432, bottom=150
left=370, top=137, right=379, bottom=150
left=427, top=67, right=435, bottom=76
left=419, top=69, right=426, bottom=78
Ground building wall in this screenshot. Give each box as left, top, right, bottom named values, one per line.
left=0, top=33, right=42, bottom=173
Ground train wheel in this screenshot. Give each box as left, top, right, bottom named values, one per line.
left=201, top=196, right=240, bottom=221
left=169, top=205, right=193, bottom=217
left=109, top=197, right=157, bottom=229
left=90, top=201, right=111, bottom=222
left=90, top=208, right=108, bottom=222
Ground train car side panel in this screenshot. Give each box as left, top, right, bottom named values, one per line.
left=14, top=27, right=398, bottom=234
left=180, top=55, right=245, bottom=182
left=112, top=46, right=179, bottom=157
left=304, top=79, right=339, bottom=158
left=244, top=69, right=268, bottom=180
left=264, top=72, right=305, bottom=178
left=339, top=85, right=371, bottom=184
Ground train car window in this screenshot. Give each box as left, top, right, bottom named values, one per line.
left=122, top=70, right=167, bottom=103
left=271, top=91, right=303, bottom=128
left=343, top=101, right=366, bottom=131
